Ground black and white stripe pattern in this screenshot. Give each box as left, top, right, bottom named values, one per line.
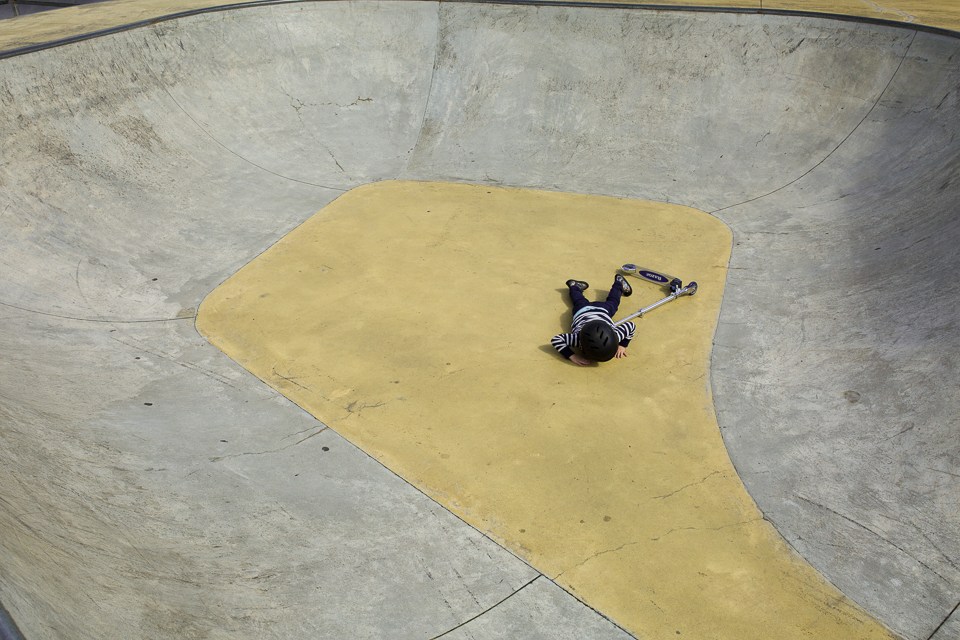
left=551, top=307, right=635, bottom=359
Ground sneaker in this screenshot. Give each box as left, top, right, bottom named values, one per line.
left=615, top=274, right=632, bottom=297
left=566, top=279, right=589, bottom=291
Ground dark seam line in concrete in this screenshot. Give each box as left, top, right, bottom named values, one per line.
left=201, top=349, right=553, bottom=584
left=797, top=494, right=953, bottom=585
left=399, top=2, right=441, bottom=179
left=161, top=88, right=348, bottom=192
left=927, top=599, right=960, bottom=640
left=543, top=575, right=640, bottom=638
left=1, top=0, right=958, bottom=60
left=0, top=299, right=193, bottom=323
left=211, top=371, right=638, bottom=640
left=309, top=422, right=641, bottom=640
left=708, top=28, right=918, bottom=216
left=269, top=407, right=642, bottom=640
left=747, top=508, right=902, bottom=638
left=426, top=575, right=540, bottom=640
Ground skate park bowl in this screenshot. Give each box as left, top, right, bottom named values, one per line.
left=1, top=1, right=959, bottom=639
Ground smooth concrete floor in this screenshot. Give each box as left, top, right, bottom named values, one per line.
left=0, top=2, right=958, bottom=640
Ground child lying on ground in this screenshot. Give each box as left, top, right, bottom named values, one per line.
left=551, top=275, right=636, bottom=366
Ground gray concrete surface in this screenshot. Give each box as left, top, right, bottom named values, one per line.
left=0, top=2, right=957, bottom=639
left=710, top=26, right=960, bottom=637
left=0, top=4, right=633, bottom=639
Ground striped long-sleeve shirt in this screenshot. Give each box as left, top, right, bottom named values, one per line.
left=551, top=306, right=635, bottom=359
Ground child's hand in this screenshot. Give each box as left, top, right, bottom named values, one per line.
left=615, top=346, right=628, bottom=359
left=570, top=354, right=592, bottom=366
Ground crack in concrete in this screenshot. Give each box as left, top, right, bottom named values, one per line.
left=399, top=1, right=441, bottom=180
left=646, top=471, right=722, bottom=502
left=209, top=427, right=329, bottom=462
left=110, top=334, right=240, bottom=390
left=554, top=542, right=641, bottom=581
left=282, top=88, right=347, bottom=174
left=650, top=518, right=761, bottom=542
left=161, top=87, right=344, bottom=191
left=272, top=367, right=308, bottom=391
left=339, top=96, right=372, bottom=108
left=0, top=298, right=193, bottom=324
left=345, top=400, right=388, bottom=415
left=897, top=234, right=933, bottom=253
left=280, top=424, right=328, bottom=442
left=925, top=467, right=960, bottom=479
left=453, top=566, right=483, bottom=611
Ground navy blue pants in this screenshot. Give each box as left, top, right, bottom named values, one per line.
left=569, top=279, right=625, bottom=318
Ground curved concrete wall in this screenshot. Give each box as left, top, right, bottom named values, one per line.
left=0, top=2, right=956, bottom=638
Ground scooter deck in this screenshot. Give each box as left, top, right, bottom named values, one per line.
left=621, top=263, right=678, bottom=287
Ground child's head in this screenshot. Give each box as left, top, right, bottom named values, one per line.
left=580, top=320, right=617, bottom=362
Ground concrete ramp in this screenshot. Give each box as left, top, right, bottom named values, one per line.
left=0, top=2, right=957, bottom=639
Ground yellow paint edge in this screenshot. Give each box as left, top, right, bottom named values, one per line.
left=3, top=0, right=960, bottom=56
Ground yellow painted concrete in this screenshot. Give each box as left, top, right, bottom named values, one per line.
left=3, top=0, right=960, bottom=57
left=0, top=0, right=250, bottom=52
left=198, top=180, right=898, bottom=640
left=765, top=0, right=960, bottom=31
left=3, top=0, right=960, bottom=56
